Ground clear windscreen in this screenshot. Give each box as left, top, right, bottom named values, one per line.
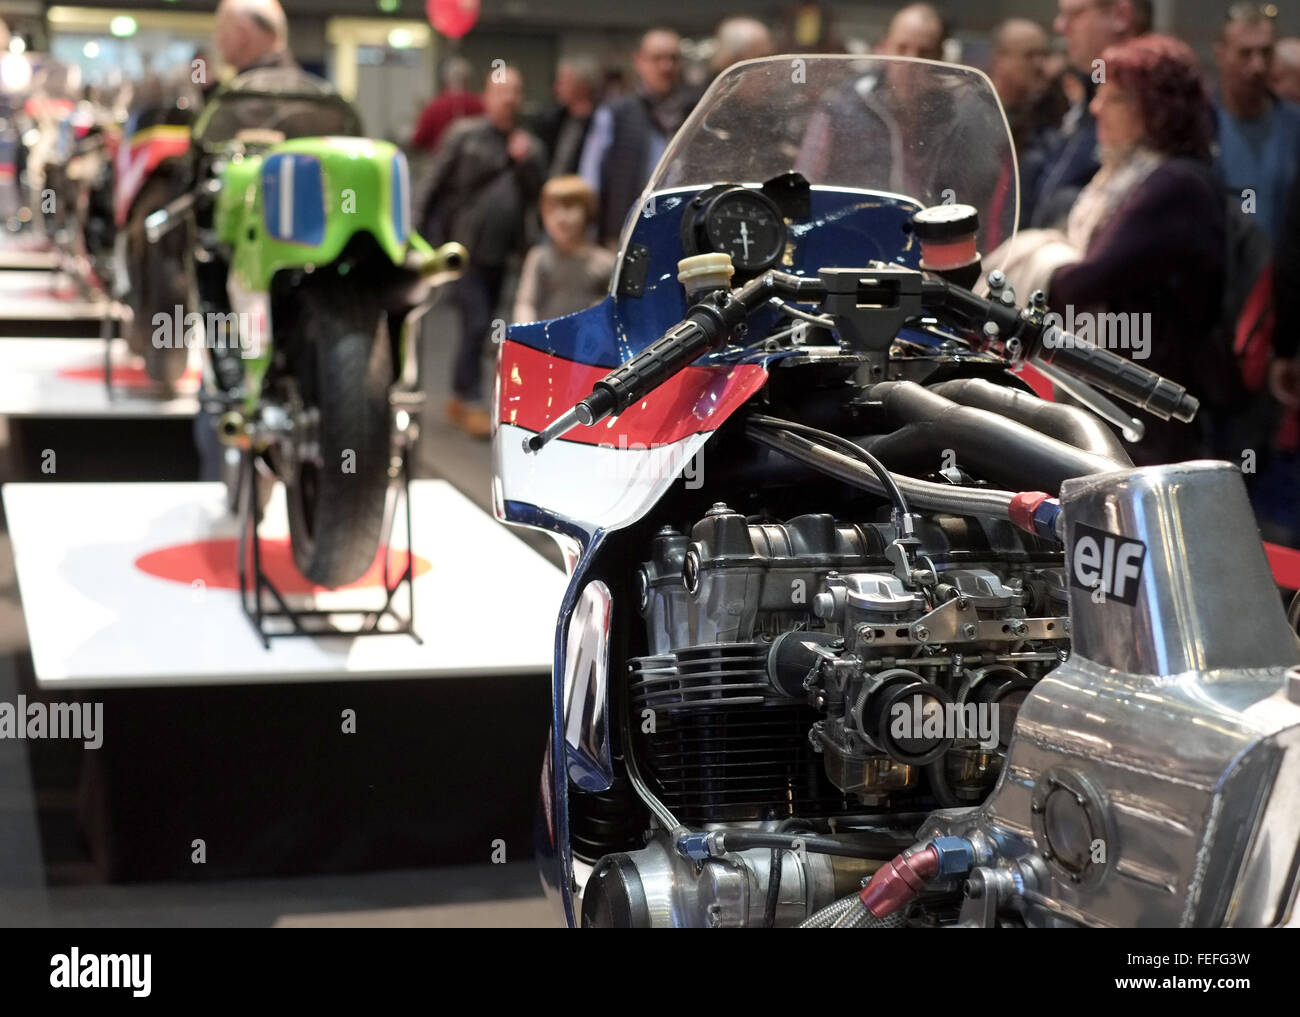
left=646, top=55, right=1019, bottom=251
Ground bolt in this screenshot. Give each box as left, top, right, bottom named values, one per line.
left=982, top=321, right=1000, bottom=339
left=913, top=625, right=930, bottom=642
left=1063, top=618, right=1071, bottom=633
left=1010, top=619, right=1028, bottom=636
left=987, top=270, right=1006, bottom=290
left=1030, top=289, right=1047, bottom=308
left=961, top=623, right=978, bottom=640
left=706, top=502, right=731, bottom=516
left=955, top=596, right=970, bottom=611
left=1000, top=289, right=1016, bottom=306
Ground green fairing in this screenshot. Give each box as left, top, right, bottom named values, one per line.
left=217, top=135, right=413, bottom=289
left=214, top=135, right=431, bottom=407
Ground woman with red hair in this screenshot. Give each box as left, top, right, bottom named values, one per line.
left=992, top=34, right=1229, bottom=466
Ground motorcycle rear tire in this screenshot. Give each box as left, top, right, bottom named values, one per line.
left=125, top=173, right=190, bottom=385
left=285, top=289, right=393, bottom=589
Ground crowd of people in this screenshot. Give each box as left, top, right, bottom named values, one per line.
left=412, top=2, right=1300, bottom=545
left=413, top=19, right=776, bottom=436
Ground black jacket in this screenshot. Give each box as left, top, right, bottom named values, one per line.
left=419, top=117, right=544, bottom=267
left=1051, top=158, right=1227, bottom=465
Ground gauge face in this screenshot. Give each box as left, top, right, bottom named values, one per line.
left=702, top=189, right=786, bottom=272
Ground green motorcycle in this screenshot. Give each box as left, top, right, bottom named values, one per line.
left=146, top=82, right=464, bottom=588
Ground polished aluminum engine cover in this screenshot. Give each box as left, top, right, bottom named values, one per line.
left=927, top=461, right=1300, bottom=927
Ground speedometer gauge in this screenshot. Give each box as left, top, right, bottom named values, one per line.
left=683, top=186, right=787, bottom=274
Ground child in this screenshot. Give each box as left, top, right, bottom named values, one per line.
left=513, top=175, right=616, bottom=324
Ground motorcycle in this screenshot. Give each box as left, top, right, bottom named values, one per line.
left=493, top=55, right=1300, bottom=928
left=112, top=70, right=201, bottom=384
left=43, top=82, right=132, bottom=296
left=145, top=74, right=465, bottom=588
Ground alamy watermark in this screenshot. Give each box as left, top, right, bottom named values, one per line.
left=596, top=435, right=704, bottom=489
left=50, top=949, right=150, bottom=997
left=0, top=696, right=102, bottom=749
left=151, top=306, right=265, bottom=358
left=890, top=694, right=999, bottom=750
left=1041, top=306, right=1151, bottom=361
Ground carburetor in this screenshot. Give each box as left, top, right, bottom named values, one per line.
left=769, top=564, right=1070, bottom=803
left=633, top=503, right=1070, bottom=810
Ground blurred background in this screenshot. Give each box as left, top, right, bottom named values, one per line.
left=0, top=0, right=1298, bottom=929
left=0, top=1, right=1294, bottom=136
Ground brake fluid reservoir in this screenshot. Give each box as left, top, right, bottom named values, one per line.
left=677, top=253, right=735, bottom=299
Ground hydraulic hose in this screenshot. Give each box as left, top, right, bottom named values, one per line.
left=799, top=893, right=909, bottom=928
left=799, top=894, right=860, bottom=928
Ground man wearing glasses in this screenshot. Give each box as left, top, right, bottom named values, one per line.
left=1020, top=0, right=1151, bottom=228
left=1215, top=4, right=1300, bottom=244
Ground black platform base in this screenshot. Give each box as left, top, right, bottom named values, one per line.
left=6, top=416, right=200, bottom=482
left=61, top=673, right=550, bottom=882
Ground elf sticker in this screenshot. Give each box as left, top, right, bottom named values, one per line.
left=1069, top=522, right=1147, bottom=606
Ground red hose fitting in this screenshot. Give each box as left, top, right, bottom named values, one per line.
left=1008, top=491, right=1051, bottom=536
left=859, top=844, right=941, bottom=918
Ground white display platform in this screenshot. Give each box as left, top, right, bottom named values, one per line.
left=0, top=339, right=199, bottom=417
left=0, top=250, right=59, bottom=271
left=0, top=269, right=116, bottom=321
left=3, top=480, right=568, bottom=689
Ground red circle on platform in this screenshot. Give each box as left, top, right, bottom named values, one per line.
left=134, top=538, right=431, bottom=593
left=57, top=361, right=200, bottom=389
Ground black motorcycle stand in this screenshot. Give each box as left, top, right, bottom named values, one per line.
left=235, top=449, right=422, bottom=648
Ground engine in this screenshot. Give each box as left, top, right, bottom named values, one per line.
left=631, top=503, right=1068, bottom=821
left=580, top=464, right=1300, bottom=928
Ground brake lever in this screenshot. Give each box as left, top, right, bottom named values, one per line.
left=1027, top=354, right=1145, bottom=443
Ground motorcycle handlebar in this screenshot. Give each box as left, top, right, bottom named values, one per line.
left=921, top=276, right=1199, bottom=424
left=523, top=265, right=1200, bottom=455
left=579, top=309, right=727, bottom=423
left=1034, top=327, right=1198, bottom=423
left=522, top=299, right=740, bottom=453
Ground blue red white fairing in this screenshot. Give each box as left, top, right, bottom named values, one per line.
left=491, top=55, right=1018, bottom=925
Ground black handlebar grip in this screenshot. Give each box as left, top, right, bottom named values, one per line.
left=1036, top=331, right=1199, bottom=423
left=578, top=309, right=728, bottom=424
